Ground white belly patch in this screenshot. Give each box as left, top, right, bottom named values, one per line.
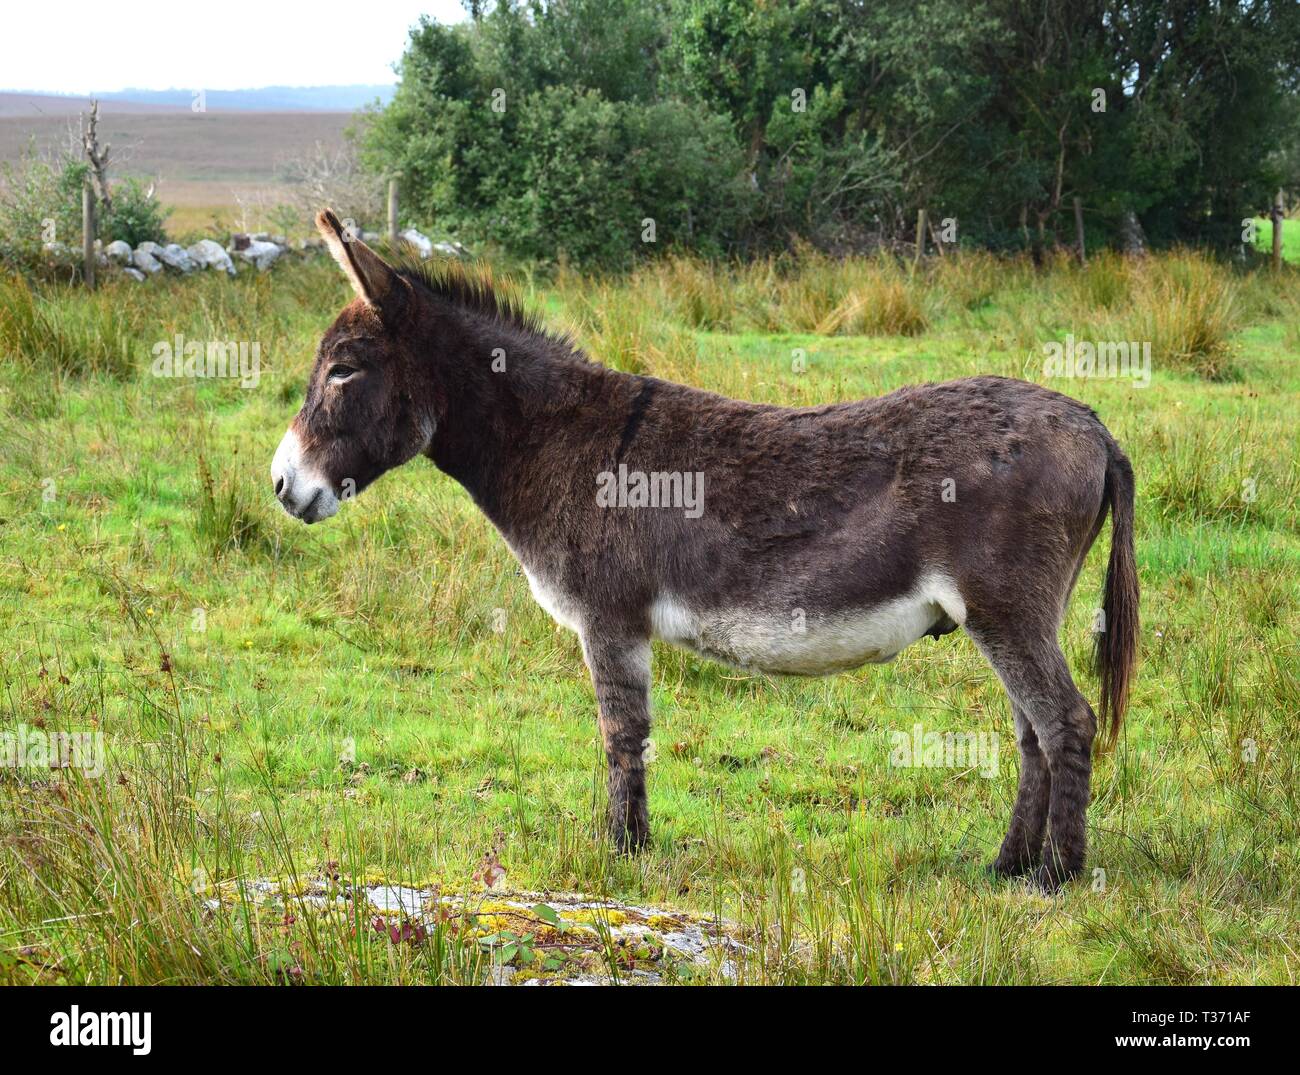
left=521, top=565, right=584, bottom=633
left=649, top=573, right=967, bottom=675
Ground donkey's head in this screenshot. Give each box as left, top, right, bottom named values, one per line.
left=271, top=210, right=434, bottom=523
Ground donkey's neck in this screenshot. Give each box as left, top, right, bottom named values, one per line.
left=422, top=305, right=619, bottom=534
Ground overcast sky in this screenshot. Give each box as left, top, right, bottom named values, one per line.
left=4, top=0, right=468, bottom=95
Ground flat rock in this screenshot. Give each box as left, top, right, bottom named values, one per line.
left=187, top=239, right=236, bottom=276
left=201, top=879, right=744, bottom=985
left=400, top=228, right=434, bottom=258
left=232, top=239, right=283, bottom=272
left=157, top=243, right=197, bottom=273
left=131, top=247, right=162, bottom=274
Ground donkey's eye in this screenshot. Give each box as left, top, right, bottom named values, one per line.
left=327, top=364, right=359, bottom=382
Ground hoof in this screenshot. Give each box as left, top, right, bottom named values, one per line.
left=1031, top=861, right=1080, bottom=894
left=610, top=817, right=649, bottom=856
left=990, top=852, right=1038, bottom=879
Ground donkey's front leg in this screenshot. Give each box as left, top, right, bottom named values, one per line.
left=580, top=631, right=652, bottom=853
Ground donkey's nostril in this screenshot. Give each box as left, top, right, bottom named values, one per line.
left=274, top=476, right=285, bottom=496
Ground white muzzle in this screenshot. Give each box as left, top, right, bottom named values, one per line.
left=271, top=428, right=340, bottom=524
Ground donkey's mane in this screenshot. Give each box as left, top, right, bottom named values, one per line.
left=397, top=259, right=546, bottom=337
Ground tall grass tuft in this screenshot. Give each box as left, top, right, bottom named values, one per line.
left=1117, top=252, right=1242, bottom=381
left=193, top=451, right=270, bottom=556
left=555, top=274, right=702, bottom=380
left=0, top=273, right=136, bottom=378
left=928, top=250, right=1015, bottom=312
left=817, top=268, right=928, bottom=336
left=645, top=256, right=739, bottom=330
left=615, top=251, right=931, bottom=337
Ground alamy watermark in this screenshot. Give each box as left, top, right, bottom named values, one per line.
left=596, top=464, right=705, bottom=519
left=889, top=722, right=999, bottom=778
left=1043, top=334, right=1150, bottom=388
left=151, top=333, right=261, bottom=388
left=50, top=1006, right=150, bottom=1055
left=2, top=723, right=104, bottom=778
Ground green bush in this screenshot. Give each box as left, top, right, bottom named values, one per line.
left=368, top=84, right=751, bottom=268
left=100, top=178, right=170, bottom=247
left=487, top=87, right=634, bottom=266
left=0, top=147, right=88, bottom=276
left=0, top=147, right=169, bottom=273
left=363, top=11, right=753, bottom=268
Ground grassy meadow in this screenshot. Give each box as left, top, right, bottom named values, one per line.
left=1256, top=216, right=1300, bottom=265
left=1, top=248, right=1297, bottom=985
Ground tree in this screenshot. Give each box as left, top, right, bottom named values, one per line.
left=360, top=0, right=1300, bottom=262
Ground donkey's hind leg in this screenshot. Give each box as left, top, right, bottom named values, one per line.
left=580, top=630, right=652, bottom=854
left=991, top=706, right=1050, bottom=877
left=968, top=620, right=1097, bottom=891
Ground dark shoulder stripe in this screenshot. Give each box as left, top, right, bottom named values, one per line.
left=614, top=380, right=656, bottom=462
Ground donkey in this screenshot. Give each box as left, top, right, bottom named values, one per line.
left=271, top=210, right=1138, bottom=890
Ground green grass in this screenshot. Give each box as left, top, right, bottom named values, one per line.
left=1, top=251, right=1298, bottom=984
left=1254, top=215, right=1300, bottom=263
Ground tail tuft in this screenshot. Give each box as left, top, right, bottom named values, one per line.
left=1095, top=441, right=1138, bottom=750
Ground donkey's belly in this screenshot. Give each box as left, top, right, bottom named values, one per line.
left=650, top=573, right=966, bottom=676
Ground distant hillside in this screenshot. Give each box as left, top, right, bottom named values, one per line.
left=0, top=92, right=183, bottom=117
left=96, top=85, right=394, bottom=111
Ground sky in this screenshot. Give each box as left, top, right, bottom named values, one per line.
left=3, top=0, right=468, bottom=95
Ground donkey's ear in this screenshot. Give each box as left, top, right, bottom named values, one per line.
left=316, top=208, right=402, bottom=310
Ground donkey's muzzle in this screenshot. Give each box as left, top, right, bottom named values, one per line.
left=271, top=427, right=340, bottom=524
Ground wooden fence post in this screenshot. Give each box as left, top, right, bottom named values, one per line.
left=1273, top=189, right=1284, bottom=273
left=1073, top=196, right=1086, bottom=266
left=927, top=215, right=946, bottom=257
left=82, top=182, right=96, bottom=290
left=914, top=209, right=927, bottom=271
left=388, top=179, right=399, bottom=248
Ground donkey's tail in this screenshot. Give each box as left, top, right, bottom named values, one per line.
left=1095, top=439, right=1138, bottom=751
